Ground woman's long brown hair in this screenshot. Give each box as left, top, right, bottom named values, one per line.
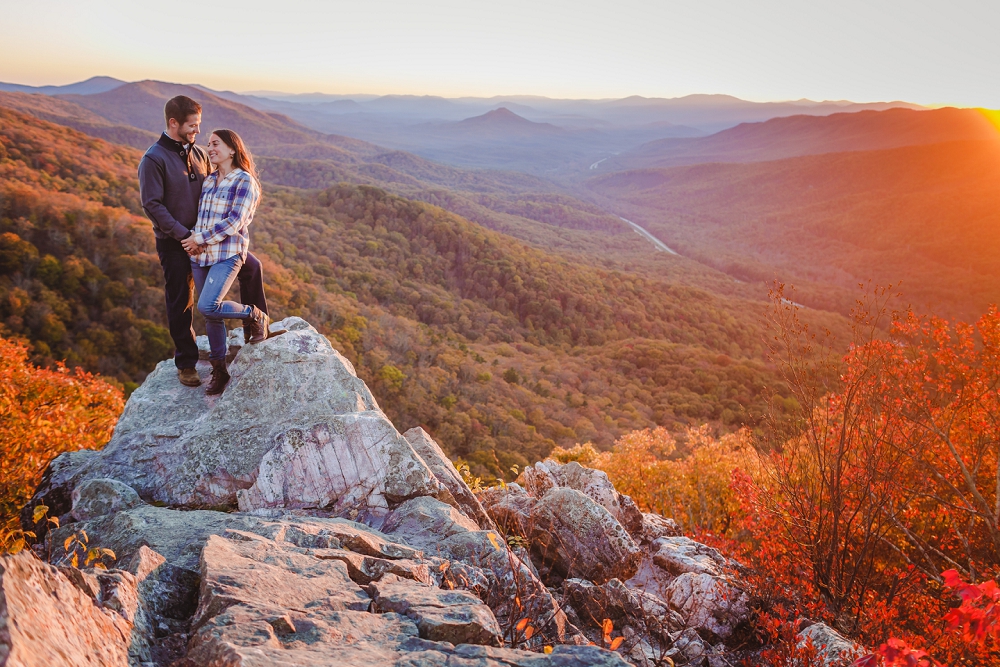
left=210, top=129, right=259, bottom=184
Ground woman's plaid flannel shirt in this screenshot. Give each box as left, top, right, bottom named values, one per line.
left=190, top=168, right=261, bottom=267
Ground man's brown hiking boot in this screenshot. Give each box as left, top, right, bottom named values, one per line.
left=246, top=306, right=270, bottom=344
left=205, top=359, right=230, bottom=395
left=178, top=367, right=201, bottom=387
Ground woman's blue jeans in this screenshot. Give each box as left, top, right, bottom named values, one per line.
left=191, top=255, right=252, bottom=361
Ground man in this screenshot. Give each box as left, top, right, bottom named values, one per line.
left=138, top=95, right=269, bottom=387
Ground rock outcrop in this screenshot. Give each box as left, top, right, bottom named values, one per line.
left=522, top=460, right=644, bottom=536
left=5, top=316, right=773, bottom=666
left=482, top=458, right=753, bottom=662
left=23, top=319, right=444, bottom=522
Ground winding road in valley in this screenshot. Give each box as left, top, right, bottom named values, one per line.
left=619, top=217, right=679, bottom=255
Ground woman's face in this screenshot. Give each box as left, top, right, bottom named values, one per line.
left=206, top=133, right=234, bottom=167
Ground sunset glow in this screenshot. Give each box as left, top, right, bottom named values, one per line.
left=1, top=0, right=998, bottom=106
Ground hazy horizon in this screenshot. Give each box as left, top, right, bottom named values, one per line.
left=2, top=0, right=997, bottom=108
left=0, top=75, right=939, bottom=107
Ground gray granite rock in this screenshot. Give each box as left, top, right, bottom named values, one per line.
left=523, top=460, right=644, bottom=536
left=70, top=478, right=142, bottom=522
left=16, top=314, right=764, bottom=666
left=182, top=529, right=626, bottom=667
left=651, top=536, right=728, bottom=578
left=664, top=572, right=749, bottom=641
left=528, top=487, right=641, bottom=584
left=638, top=513, right=681, bottom=543
left=24, top=318, right=443, bottom=522
left=381, top=496, right=481, bottom=550
left=371, top=573, right=503, bottom=646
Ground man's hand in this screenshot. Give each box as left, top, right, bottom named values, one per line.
left=180, top=235, right=201, bottom=255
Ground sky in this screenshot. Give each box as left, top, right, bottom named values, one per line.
left=2, top=0, right=998, bottom=107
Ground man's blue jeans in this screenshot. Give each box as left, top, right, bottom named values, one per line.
left=192, top=255, right=252, bottom=361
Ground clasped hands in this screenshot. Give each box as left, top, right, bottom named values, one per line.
left=180, top=235, right=206, bottom=256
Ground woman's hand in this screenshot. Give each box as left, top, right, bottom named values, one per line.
left=181, top=235, right=201, bottom=255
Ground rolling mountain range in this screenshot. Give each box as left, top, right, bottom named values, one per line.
left=0, top=82, right=673, bottom=266
left=240, top=89, right=921, bottom=130
left=58, top=80, right=380, bottom=162
left=2, top=74, right=997, bottom=471
left=0, top=103, right=821, bottom=475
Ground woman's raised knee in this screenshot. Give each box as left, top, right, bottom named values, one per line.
left=198, top=297, right=222, bottom=318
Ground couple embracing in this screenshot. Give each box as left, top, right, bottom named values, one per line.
left=139, top=95, right=272, bottom=396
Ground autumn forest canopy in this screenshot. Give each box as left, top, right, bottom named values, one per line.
left=1, top=81, right=1000, bottom=665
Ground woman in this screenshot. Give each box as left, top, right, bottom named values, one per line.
left=180, top=129, right=269, bottom=395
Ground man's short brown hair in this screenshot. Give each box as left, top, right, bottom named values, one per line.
left=164, top=95, right=202, bottom=126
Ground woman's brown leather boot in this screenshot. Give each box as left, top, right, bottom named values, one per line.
left=206, top=359, right=230, bottom=395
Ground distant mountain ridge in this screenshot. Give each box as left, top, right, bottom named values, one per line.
left=0, top=76, right=126, bottom=96
left=450, top=107, right=566, bottom=138
left=1, top=76, right=928, bottom=173
left=0, top=77, right=923, bottom=131
left=246, top=89, right=922, bottom=129
left=56, top=80, right=385, bottom=162
left=608, top=107, right=1000, bottom=168
left=0, top=90, right=157, bottom=149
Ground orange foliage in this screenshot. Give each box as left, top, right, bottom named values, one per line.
left=0, top=334, right=123, bottom=531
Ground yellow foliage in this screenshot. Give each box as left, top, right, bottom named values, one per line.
left=548, top=442, right=600, bottom=465
left=562, top=425, right=749, bottom=535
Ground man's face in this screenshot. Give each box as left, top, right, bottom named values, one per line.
left=169, top=113, right=201, bottom=144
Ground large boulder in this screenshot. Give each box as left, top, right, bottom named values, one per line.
left=0, top=550, right=133, bottom=667
left=527, top=487, right=641, bottom=584
left=23, top=318, right=444, bottom=522
left=480, top=484, right=641, bottom=585
left=523, top=460, right=644, bottom=536
left=638, top=513, right=681, bottom=544
left=70, top=478, right=141, bottom=522
left=380, top=496, right=481, bottom=550
left=664, top=571, right=749, bottom=641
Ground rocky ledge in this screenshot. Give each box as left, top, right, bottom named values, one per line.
left=2, top=318, right=860, bottom=667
